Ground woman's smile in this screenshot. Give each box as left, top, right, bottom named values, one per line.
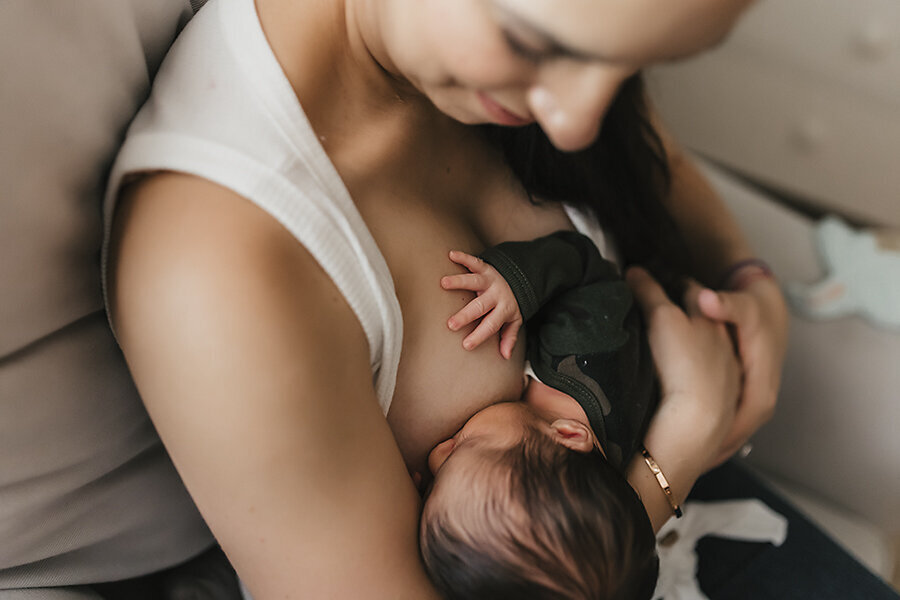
left=476, top=91, right=533, bottom=126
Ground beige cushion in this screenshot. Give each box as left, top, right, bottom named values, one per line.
left=0, top=1, right=194, bottom=355
left=0, top=0, right=213, bottom=588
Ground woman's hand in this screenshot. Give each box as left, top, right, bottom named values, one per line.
left=441, top=250, right=523, bottom=359
left=650, top=123, right=789, bottom=463
left=625, top=267, right=742, bottom=529
left=698, top=275, right=789, bottom=465
left=628, top=267, right=741, bottom=446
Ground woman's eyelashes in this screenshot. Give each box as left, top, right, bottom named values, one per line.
left=500, top=27, right=597, bottom=66
left=501, top=28, right=556, bottom=62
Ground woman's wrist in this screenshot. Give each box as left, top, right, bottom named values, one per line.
left=630, top=396, right=727, bottom=530
left=645, top=390, right=733, bottom=474
left=640, top=447, right=683, bottom=518
left=717, top=258, right=775, bottom=291
left=628, top=431, right=704, bottom=531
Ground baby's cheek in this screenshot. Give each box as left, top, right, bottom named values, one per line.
left=427, top=437, right=458, bottom=476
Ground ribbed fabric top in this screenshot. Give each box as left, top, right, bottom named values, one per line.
left=102, top=0, right=403, bottom=413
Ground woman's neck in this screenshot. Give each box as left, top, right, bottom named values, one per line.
left=344, top=0, right=404, bottom=87
left=259, top=0, right=477, bottom=186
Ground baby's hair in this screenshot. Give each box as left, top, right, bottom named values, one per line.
left=420, top=430, right=658, bottom=600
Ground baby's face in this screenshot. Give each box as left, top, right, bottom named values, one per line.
left=427, top=377, right=600, bottom=488
left=423, top=403, right=532, bottom=537
left=427, top=401, right=534, bottom=477
left=424, top=401, right=539, bottom=517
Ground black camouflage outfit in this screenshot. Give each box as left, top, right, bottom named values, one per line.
left=481, top=230, right=657, bottom=471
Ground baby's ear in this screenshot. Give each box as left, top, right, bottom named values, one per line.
left=549, top=419, right=596, bottom=454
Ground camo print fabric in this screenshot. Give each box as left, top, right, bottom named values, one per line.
left=481, top=231, right=659, bottom=472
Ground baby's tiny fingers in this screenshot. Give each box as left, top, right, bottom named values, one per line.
left=499, top=320, right=522, bottom=360
left=448, top=296, right=491, bottom=331
left=441, top=272, right=484, bottom=292
left=448, top=250, right=485, bottom=272
left=462, top=314, right=502, bottom=350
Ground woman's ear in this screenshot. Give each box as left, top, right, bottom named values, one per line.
left=549, top=419, right=596, bottom=453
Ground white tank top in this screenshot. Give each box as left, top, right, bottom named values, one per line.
left=103, top=0, right=403, bottom=413
left=102, top=0, right=616, bottom=416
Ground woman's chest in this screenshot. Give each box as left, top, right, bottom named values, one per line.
left=349, top=159, right=573, bottom=472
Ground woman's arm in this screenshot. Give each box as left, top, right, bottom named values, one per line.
left=109, top=173, right=440, bottom=599
left=623, top=267, right=741, bottom=532
left=654, top=116, right=753, bottom=286
left=654, top=115, right=789, bottom=464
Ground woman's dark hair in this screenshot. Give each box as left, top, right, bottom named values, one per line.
left=420, top=433, right=659, bottom=600
left=480, top=72, right=689, bottom=291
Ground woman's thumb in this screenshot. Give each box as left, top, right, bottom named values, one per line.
left=698, top=288, right=730, bottom=321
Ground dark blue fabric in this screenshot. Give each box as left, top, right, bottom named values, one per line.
left=684, top=462, right=898, bottom=600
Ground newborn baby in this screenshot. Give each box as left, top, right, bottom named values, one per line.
left=419, top=231, right=661, bottom=600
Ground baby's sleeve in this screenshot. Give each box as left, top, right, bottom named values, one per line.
left=479, top=230, right=620, bottom=321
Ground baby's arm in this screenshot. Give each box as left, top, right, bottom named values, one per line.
left=441, top=250, right=523, bottom=359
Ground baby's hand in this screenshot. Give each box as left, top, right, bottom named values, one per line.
left=441, top=250, right=523, bottom=359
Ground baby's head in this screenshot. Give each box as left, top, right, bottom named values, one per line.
left=420, top=401, right=658, bottom=600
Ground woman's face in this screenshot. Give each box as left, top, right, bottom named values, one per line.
left=383, top=0, right=754, bottom=151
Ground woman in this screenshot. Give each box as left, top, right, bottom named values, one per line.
left=105, top=0, right=781, bottom=597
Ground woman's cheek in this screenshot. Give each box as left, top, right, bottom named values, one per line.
left=423, top=2, right=526, bottom=88
left=447, top=44, right=532, bottom=91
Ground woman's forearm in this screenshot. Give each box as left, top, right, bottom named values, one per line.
left=656, top=118, right=754, bottom=286
left=652, top=114, right=789, bottom=467
left=628, top=456, right=685, bottom=533
left=624, top=269, right=743, bottom=533
left=626, top=403, right=716, bottom=533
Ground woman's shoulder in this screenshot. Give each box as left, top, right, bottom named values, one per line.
left=107, top=171, right=377, bottom=422
left=105, top=171, right=441, bottom=599
left=108, top=172, right=364, bottom=346
left=113, top=172, right=292, bottom=268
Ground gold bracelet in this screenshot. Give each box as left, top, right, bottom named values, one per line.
left=641, top=447, right=683, bottom=518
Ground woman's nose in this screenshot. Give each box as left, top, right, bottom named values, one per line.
left=527, top=64, right=630, bottom=152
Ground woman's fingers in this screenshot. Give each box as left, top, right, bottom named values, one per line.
left=626, top=266, right=674, bottom=317
left=628, top=267, right=783, bottom=472
left=681, top=279, right=710, bottom=318
left=698, top=288, right=758, bottom=329
left=699, top=281, right=788, bottom=463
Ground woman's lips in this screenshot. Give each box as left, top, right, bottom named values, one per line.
left=477, top=91, right=532, bottom=126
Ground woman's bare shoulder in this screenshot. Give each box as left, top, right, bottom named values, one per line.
left=109, top=173, right=353, bottom=354
left=108, top=171, right=440, bottom=598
